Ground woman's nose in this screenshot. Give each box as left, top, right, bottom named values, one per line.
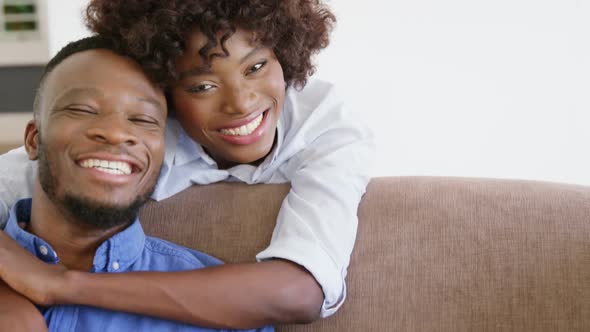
left=221, top=83, right=258, bottom=115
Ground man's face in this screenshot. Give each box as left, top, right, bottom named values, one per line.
left=26, top=49, right=167, bottom=228
left=171, top=28, right=286, bottom=168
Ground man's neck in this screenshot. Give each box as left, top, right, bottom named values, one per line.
left=27, top=183, right=127, bottom=271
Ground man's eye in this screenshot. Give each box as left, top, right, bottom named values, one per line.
left=131, top=118, right=155, bottom=124
left=66, top=107, right=96, bottom=115
left=187, top=83, right=214, bottom=93
left=130, top=117, right=159, bottom=126
left=246, top=60, right=267, bottom=75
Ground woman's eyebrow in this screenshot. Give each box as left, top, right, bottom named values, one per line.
left=178, top=46, right=264, bottom=80
left=178, top=66, right=213, bottom=80
left=239, top=46, right=263, bottom=65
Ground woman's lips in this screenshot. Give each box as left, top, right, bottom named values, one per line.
left=219, top=112, right=264, bottom=136
left=217, top=110, right=270, bottom=145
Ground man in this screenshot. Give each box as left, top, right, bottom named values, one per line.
left=0, top=36, right=272, bottom=332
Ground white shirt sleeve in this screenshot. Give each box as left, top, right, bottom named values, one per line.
left=0, top=146, right=36, bottom=227
left=256, top=85, right=375, bottom=317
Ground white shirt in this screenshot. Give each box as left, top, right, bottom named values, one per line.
left=0, top=79, right=374, bottom=317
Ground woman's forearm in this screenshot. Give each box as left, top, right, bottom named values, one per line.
left=0, top=281, right=47, bottom=332
left=58, top=259, right=323, bottom=329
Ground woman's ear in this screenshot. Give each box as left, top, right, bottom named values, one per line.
left=24, top=120, right=40, bottom=160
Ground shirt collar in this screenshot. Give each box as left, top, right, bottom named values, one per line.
left=4, top=199, right=57, bottom=263
left=5, top=199, right=146, bottom=272
left=168, top=118, right=216, bottom=167
left=92, top=218, right=145, bottom=273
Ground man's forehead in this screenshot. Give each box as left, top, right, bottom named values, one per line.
left=44, top=50, right=160, bottom=99
left=46, top=49, right=132, bottom=84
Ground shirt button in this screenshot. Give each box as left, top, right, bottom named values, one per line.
left=38, top=245, right=48, bottom=256
left=112, top=261, right=120, bottom=271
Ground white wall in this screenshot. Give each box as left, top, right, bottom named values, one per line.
left=46, top=0, right=90, bottom=56
left=0, top=1, right=91, bottom=150
left=31, top=0, right=590, bottom=185
left=315, top=0, right=590, bottom=185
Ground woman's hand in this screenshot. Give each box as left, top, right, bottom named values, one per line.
left=0, top=230, right=67, bottom=306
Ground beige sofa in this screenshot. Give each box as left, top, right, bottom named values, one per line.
left=139, top=177, right=590, bottom=331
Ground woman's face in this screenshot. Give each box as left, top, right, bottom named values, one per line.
left=171, top=29, right=286, bottom=168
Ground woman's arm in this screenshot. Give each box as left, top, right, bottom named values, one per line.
left=0, top=281, right=47, bottom=332
left=0, top=247, right=322, bottom=329
left=258, top=126, right=374, bottom=318
left=61, top=260, right=322, bottom=329
left=257, top=80, right=375, bottom=317
left=0, top=227, right=321, bottom=328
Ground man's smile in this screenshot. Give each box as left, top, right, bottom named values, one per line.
left=75, top=151, right=145, bottom=184
left=79, top=159, right=133, bottom=175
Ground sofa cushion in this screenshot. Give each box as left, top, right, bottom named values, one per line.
left=140, top=177, right=590, bottom=331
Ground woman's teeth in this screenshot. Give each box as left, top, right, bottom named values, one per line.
left=219, top=113, right=264, bottom=136
left=80, top=159, right=132, bottom=175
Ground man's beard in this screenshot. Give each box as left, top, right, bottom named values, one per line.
left=37, top=137, right=157, bottom=230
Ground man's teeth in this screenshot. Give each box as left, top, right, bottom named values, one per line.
left=219, top=113, right=263, bottom=136
left=80, top=159, right=132, bottom=175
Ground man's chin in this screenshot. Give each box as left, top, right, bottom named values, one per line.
left=74, top=196, right=136, bottom=210
left=61, top=193, right=146, bottom=230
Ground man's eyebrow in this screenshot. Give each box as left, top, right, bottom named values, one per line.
left=178, top=46, right=264, bottom=80
left=51, top=87, right=104, bottom=107
left=51, top=87, right=164, bottom=114
left=138, top=96, right=165, bottom=113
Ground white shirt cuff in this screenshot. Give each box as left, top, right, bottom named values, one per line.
left=256, top=235, right=347, bottom=318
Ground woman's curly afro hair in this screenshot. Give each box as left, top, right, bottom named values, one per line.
left=85, top=0, right=335, bottom=90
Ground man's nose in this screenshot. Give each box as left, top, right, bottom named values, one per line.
left=85, top=114, right=138, bottom=146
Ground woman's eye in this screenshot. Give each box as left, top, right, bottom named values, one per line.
left=246, top=60, right=267, bottom=75
left=187, top=83, right=214, bottom=93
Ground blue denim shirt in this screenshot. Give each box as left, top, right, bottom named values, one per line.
left=5, top=199, right=274, bottom=332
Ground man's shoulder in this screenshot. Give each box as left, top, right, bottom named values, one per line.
left=0, top=146, right=37, bottom=225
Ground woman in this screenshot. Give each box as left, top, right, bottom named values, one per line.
left=0, top=0, right=374, bottom=328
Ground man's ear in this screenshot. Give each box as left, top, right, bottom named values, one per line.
left=24, top=120, right=40, bottom=160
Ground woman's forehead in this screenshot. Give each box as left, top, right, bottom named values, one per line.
left=187, top=28, right=258, bottom=50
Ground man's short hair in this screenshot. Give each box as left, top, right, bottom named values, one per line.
left=33, top=35, right=121, bottom=118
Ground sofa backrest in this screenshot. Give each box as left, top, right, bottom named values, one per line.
left=140, top=177, right=590, bottom=331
